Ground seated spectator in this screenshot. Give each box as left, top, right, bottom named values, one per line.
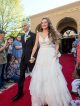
left=71, top=64, right=80, bottom=96
left=71, top=99, right=80, bottom=106
left=6, top=56, right=20, bottom=83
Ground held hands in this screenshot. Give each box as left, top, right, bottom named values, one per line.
left=29, top=56, right=35, bottom=63
left=55, top=51, right=61, bottom=58
left=57, top=52, right=61, bottom=57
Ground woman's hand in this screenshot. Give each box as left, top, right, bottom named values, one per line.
left=55, top=50, right=58, bottom=56
left=29, top=56, right=35, bottom=63
left=55, top=51, right=61, bottom=58
left=3, top=40, right=9, bottom=48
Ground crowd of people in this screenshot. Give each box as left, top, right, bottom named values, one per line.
left=0, top=30, right=23, bottom=91
left=0, top=17, right=80, bottom=106
left=70, top=34, right=80, bottom=105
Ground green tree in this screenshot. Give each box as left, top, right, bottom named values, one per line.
left=0, top=0, right=24, bottom=33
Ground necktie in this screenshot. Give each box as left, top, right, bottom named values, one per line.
left=25, top=34, right=28, bottom=42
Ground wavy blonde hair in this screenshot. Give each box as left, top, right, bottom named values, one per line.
left=35, top=17, right=61, bottom=44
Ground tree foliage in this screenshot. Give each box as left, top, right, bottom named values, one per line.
left=0, top=0, right=24, bottom=33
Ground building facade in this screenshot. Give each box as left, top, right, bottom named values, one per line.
left=30, top=1, right=80, bottom=53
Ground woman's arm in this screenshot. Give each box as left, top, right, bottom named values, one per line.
left=55, top=42, right=59, bottom=54
left=15, top=46, right=22, bottom=49
left=0, top=40, right=8, bottom=52
left=30, top=32, right=39, bottom=58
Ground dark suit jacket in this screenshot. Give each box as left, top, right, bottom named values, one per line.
left=21, top=31, right=37, bottom=63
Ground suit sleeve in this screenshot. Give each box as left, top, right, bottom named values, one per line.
left=32, top=33, right=39, bottom=58
left=32, top=33, right=36, bottom=47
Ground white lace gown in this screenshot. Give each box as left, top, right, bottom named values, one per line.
left=29, top=34, right=72, bottom=106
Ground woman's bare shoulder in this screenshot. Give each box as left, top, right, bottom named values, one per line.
left=36, top=32, right=42, bottom=36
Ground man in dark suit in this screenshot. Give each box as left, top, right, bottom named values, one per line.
left=12, top=21, right=37, bottom=101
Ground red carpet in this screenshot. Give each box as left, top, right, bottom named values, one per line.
left=0, top=54, right=75, bottom=106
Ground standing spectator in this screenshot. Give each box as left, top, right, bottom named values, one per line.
left=12, top=35, right=22, bottom=63
left=6, top=37, right=14, bottom=77
left=73, top=36, right=79, bottom=47
left=7, top=36, right=14, bottom=61
left=71, top=43, right=77, bottom=64
left=0, top=30, right=8, bottom=90
left=77, top=40, right=80, bottom=66
left=74, top=33, right=80, bottom=71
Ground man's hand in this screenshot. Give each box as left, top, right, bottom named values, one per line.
left=29, top=57, right=35, bottom=63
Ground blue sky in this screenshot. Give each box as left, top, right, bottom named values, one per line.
left=21, top=0, right=78, bottom=16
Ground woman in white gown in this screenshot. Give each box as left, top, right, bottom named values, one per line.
left=29, top=17, right=72, bottom=106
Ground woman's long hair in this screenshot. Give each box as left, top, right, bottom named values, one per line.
left=35, top=17, right=61, bottom=44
